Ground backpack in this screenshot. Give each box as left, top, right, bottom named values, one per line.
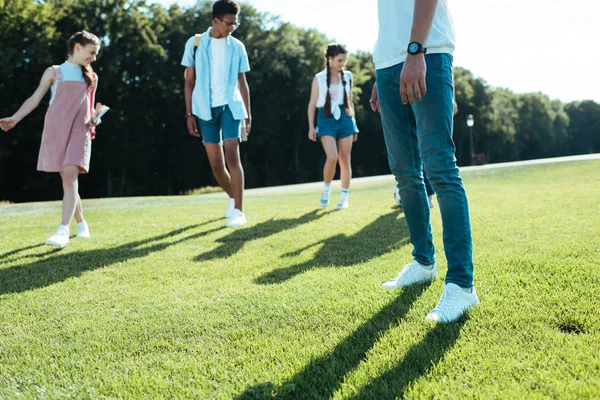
left=183, top=34, right=201, bottom=80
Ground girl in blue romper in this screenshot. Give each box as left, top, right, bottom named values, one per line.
left=307, top=44, right=359, bottom=209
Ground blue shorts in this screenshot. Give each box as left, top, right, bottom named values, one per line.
left=198, top=105, right=241, bottom=145
left=316, top=105, right=359, bottom=140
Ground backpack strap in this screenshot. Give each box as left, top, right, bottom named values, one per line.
left=184, top=34, right=202, bottom=80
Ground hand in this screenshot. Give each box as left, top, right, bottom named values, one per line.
left=186, top=115, right=200, bottom=137
left=453, top=99, right=458, bottom=116
left=369, top=83, right=380, bottom=113
left=245, top=116, right=252, bottom=136
left=0, top=117, right=18, bottom=132
left=352, top=134, right=358, bottom=142
left=308, top=127, right=317, bottom=142
left=400, top=54, right=427, bottom=105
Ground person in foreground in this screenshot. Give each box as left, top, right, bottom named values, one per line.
left=371, top=0, right=479, bottom=322
left=307, top=43, right=359, bottom=209
left=182, top=0, right=251, bottom=227
left=0, top=31, right=102, bottom=248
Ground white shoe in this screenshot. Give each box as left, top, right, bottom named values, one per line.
left=426, top=283, right=479, bottom=323
left=336, top=199, right=349, bottom=209
left=226, top=208, right=247, bottom=227
left=319, top=190, right=330, bottom=207
left=46, top=225, right=70, bottom=248
left=76, top=221, right=91, bottom=239
left=225, top=198, right=235, bottom=218
left=381, top=260, right=437, bottom=289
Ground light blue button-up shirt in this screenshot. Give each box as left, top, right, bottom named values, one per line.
left=181, top=28, right=250, bottom=121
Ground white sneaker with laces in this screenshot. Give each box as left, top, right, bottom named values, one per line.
left=426, top=283, right=479, bottom=323
left=46, top=225, right=70, bottom=248
left=225, top=198, right=235, bottom=218
left=226, top=208, right=247, bottom=227
left=381, top=260, right=437, bottom=289
left=319, top=190, right=330, bottom=207
left=76, top=221, right=91, bottom=239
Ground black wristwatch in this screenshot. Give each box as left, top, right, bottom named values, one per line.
left=407, top=42, right=427, bottom=55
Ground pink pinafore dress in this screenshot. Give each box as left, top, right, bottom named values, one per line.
left=37, top=66, right=96, bottom=173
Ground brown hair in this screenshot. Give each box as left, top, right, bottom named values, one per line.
left=324, top=43, right=351, bottom=118
left=67, top=31, right=100, bottom=89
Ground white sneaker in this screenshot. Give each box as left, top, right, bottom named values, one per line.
left=76, top=221, right=91, bottom=239
left=46, top=225, right=70, bottom=248
left=426, top=283, right=479, bottom=323
left=226, top=208, right=247, bottom=227
left=381, top=260, right=437, bottom=289
left=336, top=199, right=349, bottom=209
left=319, top=190, right=330, bottom=207
left=225, top=198, right=235, bottom=218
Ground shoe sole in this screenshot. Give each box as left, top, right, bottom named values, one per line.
left=381, top=272, right=437, bottom=289
left=46, top=240, right=68, bottom=248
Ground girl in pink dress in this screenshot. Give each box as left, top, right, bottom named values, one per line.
left=0, top=31, right=102, bottom=248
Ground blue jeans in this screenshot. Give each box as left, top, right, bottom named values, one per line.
left=376, top=53, right=473, bottom=288
left=198, top=105, right=241, bottom=145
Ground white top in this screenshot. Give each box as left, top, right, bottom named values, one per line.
left=210, top=37, right=228, bottom=107
left=374, top=0, right=455, bottom=70
left=315, top=69, right=352, bottom=120
left=49, top=61, right=85, bottom=105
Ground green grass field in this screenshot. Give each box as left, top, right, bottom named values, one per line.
left=1, top=160, right=599, bottom=399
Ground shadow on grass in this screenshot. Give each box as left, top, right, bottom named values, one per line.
left=254, top=210, right=409, bottom=285
left=194, top=209, right=332, bottom=262
left=0, top=243, right=60, bottom=264
left=237, top=283, right=455, bottom=399
left=0, top=218, right=224, bottom=296
left=347, top=319, right=466, bottom=399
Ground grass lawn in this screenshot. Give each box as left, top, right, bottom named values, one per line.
left=0, top=160, right=599, bottom=399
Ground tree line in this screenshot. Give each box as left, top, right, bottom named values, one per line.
left=1, top=0, right=598, bottom=202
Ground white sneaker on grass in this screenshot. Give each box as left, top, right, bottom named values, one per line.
left=76, top=221, right=91, bottom=239
left=336, top=199, right=349, bottom=209
left=46, top=225, right=70, bottom=248
left=226, top=209, right=247, bottom=227
left=426, top=283, right=479, bottom=323
left=381, top=260, right=437, bottom=289
left=225, top=198, right=235, bottom=218
left=319, top=190, right=330, bottom=207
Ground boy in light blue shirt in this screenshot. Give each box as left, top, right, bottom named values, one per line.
left=182, top=0, right=251, bottom=228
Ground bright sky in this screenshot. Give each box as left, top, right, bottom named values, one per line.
left=155, top=0, right=600, bottom=103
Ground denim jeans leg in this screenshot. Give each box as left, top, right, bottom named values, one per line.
left=376, top=66, right=435, bottom=266
left=413, top=53, right=474, bottom=288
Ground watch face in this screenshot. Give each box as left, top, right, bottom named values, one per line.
left=409, top=43, right=418, bottom=53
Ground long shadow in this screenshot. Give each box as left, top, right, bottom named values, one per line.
left=0, top=219, right=224, bottom=296
left=254, top=210, right=409, bottom=285
left=236, top=284, right=431, bottom=399
left=348, top=319, right=466, bottom=399
left=0, top=243, right=50, bottom=262
left=194, top=210, right=331, bottom=262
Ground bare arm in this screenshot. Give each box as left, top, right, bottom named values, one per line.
left=0, top=67, right=55, bottom=131
left=307, top=77, right=319, bottom=141
left=184, top=66, right=199, bottom=137
left=400, top=0, right=438, bottom=105
left=238, top=72, right=252, bottom=134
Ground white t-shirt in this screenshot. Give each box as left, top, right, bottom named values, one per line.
left=210, top=37, right=228, bottom=107
left=374, top=0, right=455, bottom=70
